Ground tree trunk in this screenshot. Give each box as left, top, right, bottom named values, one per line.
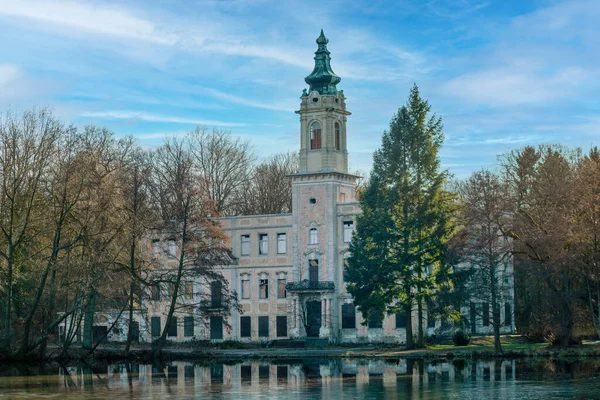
left=82, top=289, right=97, bottom=350
left=2, top=250, right=15, bottom=351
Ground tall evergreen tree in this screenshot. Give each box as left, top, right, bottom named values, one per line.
left=345, top=84, right=455, bottom=348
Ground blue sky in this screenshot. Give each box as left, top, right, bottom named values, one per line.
left=0, top=0, right=598, bottom=177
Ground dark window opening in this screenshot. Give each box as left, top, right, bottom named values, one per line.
left=240, top=316, right=251, bottom=338
left=210, top=316, right=223, bottom=340
left=367, top=309, right=382, bottom=329
left=342, top=303, right=356, bottom=329
left=258, top=316, right=269, bottom=337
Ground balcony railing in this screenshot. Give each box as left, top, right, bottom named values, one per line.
left=286, top=279, right=335, bottom=292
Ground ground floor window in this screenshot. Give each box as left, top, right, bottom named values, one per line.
left=342, top=303, right=356, bottom=329
left=240, top=316, right=251, bottom=337
left=184, top=316, right=194, bottom=337
left=505, top=302, right=512, bottom=327
left=396, top=312, right=406, bottom=328
left=167, top=316, right=178, bottom=337
left=367, top=309, right=382, bottom=329
left=482, top=302, right=490, bottom=326
left=276, top=315, right=287, bottom=337
left=210, top=316, right=223, bottom=340
left=258, top=316, right=269, bottom=337
left=151, top=316, right=161, bottom=338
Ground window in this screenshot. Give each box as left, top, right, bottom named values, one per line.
left=396, top=312, right=406, bottom=328
left=241, top=277, right=250, bottom=299
left=482, top=302, right=490, bottom=326
left=167, top=316, right=177, bottom=337
left=343, top=221, right=354, bottom=243
left=258, top=316, right=269, bottom=337
left=151, top=316, right=161, bottom=338
left=168, top=240, right=177, bottom=258
left=150, top=285, right=160, bottom=301
left=505, top=302, right=512, bottom=327
left=367, top=310, right=383, bottom=328
left=167, top=282, right=176, bottom=300
left=276, top=316, right=287, bottom=337
left=309, top=228, right=318, bottom=245
left=277, top=278, right=287, bottom=298
left=210, top=316, right=223, bottom=340
left=241, top=365, right=252, bottom=384
left=241, top=235, right=250, bottom=256
left=211, top=281, right=222, bottom=308
left=152, top=239, right=160, bottom=258
left=470, top=302, right=477, bottom=334
left=259, top=234, right=268, bottom=255
left=277, top=233, right=287, bottom=254
left=309, top=260, right=319, bottom=283
left=184, top=316, right=194, bottom=337
left=427, top=312, right=435, bottom=328
left=240, top=316, right=251, bottom=338
left=184, top=281, right=193, bottom=301
left=342, top=303, right=356, bottom=329
left=259, top=277, right=269, bottom=299
left=310, top=121, right=321, bottom=150
left=335, top=122, right=341, bottom=150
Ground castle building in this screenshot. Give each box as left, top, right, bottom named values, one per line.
left=78, top=31, right=514, bottom=344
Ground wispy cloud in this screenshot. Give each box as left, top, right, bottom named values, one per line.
left=79, top=111, right=245, bottom=127
left=0, top=64, right=20, bottom=87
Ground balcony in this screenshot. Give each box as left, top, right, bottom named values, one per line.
left=286, top=279, right=335, bottom=293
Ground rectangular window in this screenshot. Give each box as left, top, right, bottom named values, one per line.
left=241, top=365, right=252, bottom=384
left=427, top=312, right=435, bottom=328
left=309, top=260, right=319, bottom=283
left=184, top=281, right=193, bottom=301
left=367, top=309, right=383, bottom=328
left=210, top=316, right=223, bottom=340
left=259, top=234, right=268, bottom=255
left=277, top=278, right=287, bottom=298
left=396, top=312, right=406, bottom=328
left=309, top=228, right=318, bottom=245
left=470, top=302, right=477, bottom=334
left=184, top=316, right=194, bottom=337
left=167, top=316, right=177, bottom=337
left=342, top=303, right=356, bottom=329
left=150, top=285, right=160, bottom=301
left=151, top=316, right=161, bottom=338
left=277, top=233, right=287, bottom=254
left=241, top=235, right=250, bottom=256
left=168, top=240, right=177, bottom=258
left=241, top=279, right=250, bottom=299
left=258, top=316, right=269, bottom=337
left=211, top=281, right=222, bottom=308
left=240, top=316, right=251, bottom=338
left=343, top=221, right=354, bottom=243
left=505, top=302, right=512, bottom=327
left=482, top=302, right=490, bottom=326
left=276, top=316, right=287, bottom=337
left=259, top=279, right=269, bottom=299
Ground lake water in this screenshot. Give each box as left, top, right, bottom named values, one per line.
left=1, top=358, right=599, bottom=399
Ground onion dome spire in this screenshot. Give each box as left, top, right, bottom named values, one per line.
left=304, top=30, right=341, bottom=95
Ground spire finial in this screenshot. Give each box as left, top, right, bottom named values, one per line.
left=304, top=30, right=341, bottom=95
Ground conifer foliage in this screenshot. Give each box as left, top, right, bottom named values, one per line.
left=345, top=85, right=456, bottom=348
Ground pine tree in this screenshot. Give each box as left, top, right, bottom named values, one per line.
left=345, top=84, right=455, bottom=348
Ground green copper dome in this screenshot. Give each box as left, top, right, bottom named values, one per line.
left=304, top=30, right=341, bottom=95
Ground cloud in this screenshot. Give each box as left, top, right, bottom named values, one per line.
left=200, top=87, right=296, bottom=112
left=79, top=111, right=245, bottom=127
left=0, top=64, right=20, bottom=88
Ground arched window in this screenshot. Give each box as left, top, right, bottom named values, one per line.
left=310, top=121, right=321, bottom=150
left=335, top=122, right=341, bottom=150
left=309, top=228, right=318, bottom=245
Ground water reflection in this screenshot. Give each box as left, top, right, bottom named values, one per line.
left=0, top=358, right=599, bottom=399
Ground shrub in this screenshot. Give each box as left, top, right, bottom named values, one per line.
left=453, top=330, right=471, bottom=346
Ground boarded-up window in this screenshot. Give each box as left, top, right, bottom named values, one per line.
left=367, top=310, right=382, bottom=328
left=259, top=234, right=268, bottom=255
left=259, top=278, right=269, bottom=299
left=258, top=316, right=269, bottom=337
left=184, top=316, right=194, bottom=337
left=277, top=278, right=286, bottom=298
left=277, top=233, right=287, bottom=254
left=241, top=278, right=250, bottom=299
left=167, top=316, right=177, bottom=337
left=240, top=316, right=251, bottom=337
left=151, top=316, right=161, bottom=337
left=211, top=281, right=222, bottom=308
left=168, top=240, right=177, bottom=257
left=241, top=235, right=250, bottom=256
left=210, top=316, right=223, bottom=340
left=276, top=316, right=287, bottom=337
left=342, top=303, right=356, bottom=329
left=396, top=312, right=406, bottom=328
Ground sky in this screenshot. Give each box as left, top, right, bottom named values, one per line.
left=0, top=0, right=598, bottom=178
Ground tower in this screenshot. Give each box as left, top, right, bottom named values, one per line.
left=288, top=31, right=359, bottom=340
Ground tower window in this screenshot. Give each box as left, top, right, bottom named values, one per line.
left=310, top=122, right=321, bottom=150
left=309, top=228, right=318, bottom=245
left=335, top=122, right=341, bottom=150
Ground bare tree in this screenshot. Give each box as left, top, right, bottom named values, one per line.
left=187, top=127, right=255, bottom=216
left=458, top=169, right=513, bottom=354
